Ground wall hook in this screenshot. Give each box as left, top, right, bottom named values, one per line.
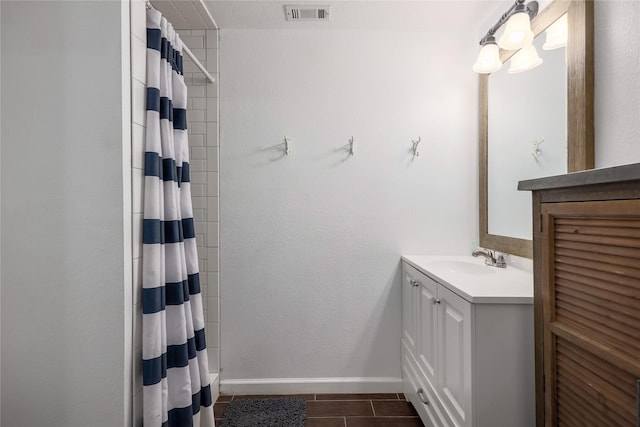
left=348, top=136, right=355, bottom=156
left=284, top=135, right=291, bottom=155
left=411, top=136, right=421, bottom=157
left=531, top=138, right=543, bottom=158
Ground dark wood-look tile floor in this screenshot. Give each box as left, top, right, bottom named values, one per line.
left=214, top=393, right=425, bottom=426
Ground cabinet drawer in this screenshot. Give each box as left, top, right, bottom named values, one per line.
left=403, top=342, right=453, bottom=427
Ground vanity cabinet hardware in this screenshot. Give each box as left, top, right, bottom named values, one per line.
left=433, top=298, right=441, bottom=305
left=410, top=280, right=420, bottom=287
left=417, top=388, right=429, bottom=405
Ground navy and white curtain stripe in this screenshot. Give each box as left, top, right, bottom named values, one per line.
left=143, top=9, right=214, bottom=427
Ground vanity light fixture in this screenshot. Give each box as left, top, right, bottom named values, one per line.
left=497, top=2, right=535, bottom=50
left=472, top=36, right=502, bottom=74
left=508, top=43, right=543, bottom=73
left=473, top=0, right=538, bottom=74
left=543, top=13, right=568, bottom=50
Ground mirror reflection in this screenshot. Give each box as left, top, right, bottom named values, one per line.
left=488, top=25, right=567, bottom=240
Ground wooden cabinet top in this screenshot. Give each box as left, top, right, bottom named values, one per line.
left=518, top=163, right=640, bottom=192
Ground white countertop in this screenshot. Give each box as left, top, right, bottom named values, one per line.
left=402, top=255, right=534, bottom=304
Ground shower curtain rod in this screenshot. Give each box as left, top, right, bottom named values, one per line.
left=146, top=1, right=215, bottom=84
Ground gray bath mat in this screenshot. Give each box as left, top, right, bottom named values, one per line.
left=219, top=397, right=306, bottom=427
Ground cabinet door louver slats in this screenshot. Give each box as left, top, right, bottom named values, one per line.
left=553, top=214, right=640, bottom=364
left=542, top=200, right=640, bottom=427
left=556, top=338, right=637, bottom=426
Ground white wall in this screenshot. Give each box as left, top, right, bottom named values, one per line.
left=1, top=2, right=130, bottom=426
left=219, top=29, right=478, bottom=391
left=594, top=0, right=640, bottom=168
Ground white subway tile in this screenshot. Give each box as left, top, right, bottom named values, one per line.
left=208, top=348, right=219, bottom=373
left=193, top=209, right=204, bottom=223
left=133, top=257, right=142, bottom=305
left=189, top=47, right=207, bottom=62
left=131, top=0, right=147, bottom=41
left=206, top=123, right=218, bottom=146
left=195, top=221, right=207, bottom=237
left=132, top=168, right=144, bottom=214
left=192, top=196, right=207, bottom=210
left=207, top=80, right=219, bottom=98
left=207, top=173, right=219, bottom=197
left=208, top=299, right=219, bottom=324
left=207, top=248, right=219, bottom=272
left=208, top=273, right=219, bottom=295
left=190, top=159, right=205, bottom=173
left=181, top=36, right=204, bottom=50
left=188, top=109, right=205, bottom=123
left=206, top=30, right=218, bottom=49
left=206, top=147, right=218, bottom=172
left=192, top=97, right=207, bottom=110
left=191, top=171, right=207, bottom=185
left=207, top=221, right=219, bottom=248
left=206, top=323, right=219, bottom=348
left=189, top=86, right=206, bottom=98
left=188, top=134, right=204, bottom=147
left=134, top=347, right=143, bottom=394
left=133, top=303, right=143, bottom=349
left=132, top=213, right=143, bottom=259
left=132, top=80, right=146, bottom=126
left=132, top=35, right=147, bottom=84
left=191, top=146, right=207, bottom=160
left=206, top=49, right=218, bottom=68
left=132, top=123, right=145, bottom=170
left=206, top=98, right=218, bottom=123
left=190, top=122, right=207, bottom=135
left=207, top=197, right=219, bottom=221
left=200, top=271, right=208, bottom=286
left=191, top=183, right=205, bottom=198
left=183, top=58, right=203, bottom=74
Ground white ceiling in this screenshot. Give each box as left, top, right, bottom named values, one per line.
left=153, top=0, right=501, bottom=31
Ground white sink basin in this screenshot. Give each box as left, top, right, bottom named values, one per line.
left=401, top=255, right=533, bottom=304
left=427, top=259, right=496, bottom=275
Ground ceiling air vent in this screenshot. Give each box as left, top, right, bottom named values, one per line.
left=285, top=5, right=330, bottom=21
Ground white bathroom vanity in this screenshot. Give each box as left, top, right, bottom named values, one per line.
left=401, top=255, right=535, bottom=427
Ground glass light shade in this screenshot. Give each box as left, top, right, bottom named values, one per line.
left=508, top=43, right=543, bottom=74
left=543, top=14, right=568, bottom=50
left=473, top=43, right=502, bottom=74
left=498, top=12, right=534, bottom=50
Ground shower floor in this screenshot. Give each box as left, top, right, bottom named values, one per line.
left=214, top=393, right=424, bottom=426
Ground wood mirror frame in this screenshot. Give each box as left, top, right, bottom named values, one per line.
left=479, top=0, right=594, bottom=258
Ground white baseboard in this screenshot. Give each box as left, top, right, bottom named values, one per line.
left=219, top=377, right=402, bottom=395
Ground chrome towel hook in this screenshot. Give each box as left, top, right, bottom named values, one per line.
left=348, top=136, right=355, bottom=156
left=411, top=136, right=421, bottom=157
left=284, top=135, right=291, bottom=155
left=531, top=137, right=543, bottom=158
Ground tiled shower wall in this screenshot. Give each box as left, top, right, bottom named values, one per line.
left=179, top=28, right=221, bottom=377
left=130, top=0, right=220, bottom=423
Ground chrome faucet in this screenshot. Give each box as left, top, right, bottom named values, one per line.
left=472, top=248, right=507, bottom=268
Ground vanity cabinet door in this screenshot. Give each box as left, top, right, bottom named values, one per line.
left=402, top=264, right=420, bottom=355
left=417, top=275, right=438, bottom=387
left=438, top=285, right=473, bottom=427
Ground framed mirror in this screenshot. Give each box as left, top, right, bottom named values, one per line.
left=479, top=0, right=594, bottom=258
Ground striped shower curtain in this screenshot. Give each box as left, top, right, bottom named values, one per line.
left=142, top=8, right=214, bottom=427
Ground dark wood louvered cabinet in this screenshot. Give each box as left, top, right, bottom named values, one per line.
left=519, top=163, right=640, bottom=427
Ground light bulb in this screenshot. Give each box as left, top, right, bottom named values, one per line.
left=498, top=11, right=534, bottom=50
left=473, top=42, right=502, bottom=74
left=508, top=43, right=543, bottom=74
